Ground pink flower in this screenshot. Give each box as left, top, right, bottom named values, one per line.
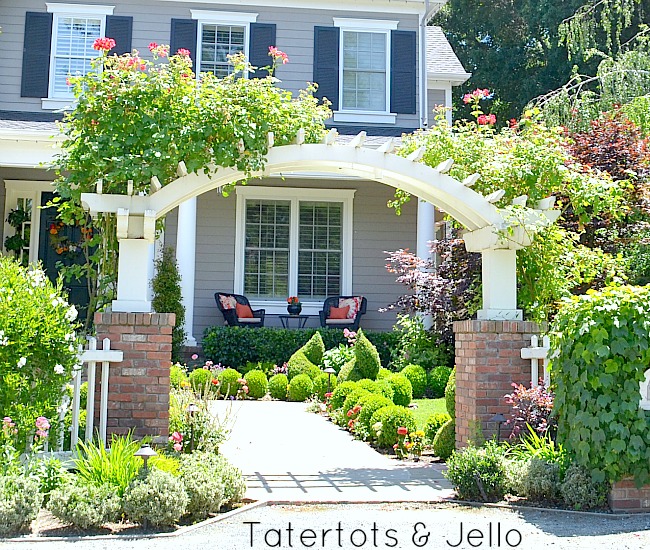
left=237, top=378, right=247, bottom=385
left=2, top=417, right=12, bottom=426
left=176, top=48, right=191, bottom=57
left=268, top=46, right=289, bottom=64
left=148, top=42, right=158, bottom=52
left=93, top=37, right=116, bottom=52
left=397, top=426, right=408, bottom=436
left=35, top=430, right=48, bottom=439
left=35, top=416, right=50, bottom=431
left=478, top=114, right=496, bottom=125
left=173, top=442, right=182, bottom=452
left=191, top=354, right=199, bottom=360
left=242, top=385, right=249, bottom=394
left=170, top=431, right=183, bottom=443
left=324, top=392, right=333, bottom=399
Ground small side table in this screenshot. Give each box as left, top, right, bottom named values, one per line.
left=279, top=314, right=312, bottom=329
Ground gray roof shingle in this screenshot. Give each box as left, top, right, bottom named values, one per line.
left=426, top=26, right=469, bottom=78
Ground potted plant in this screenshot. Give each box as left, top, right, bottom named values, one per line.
left=287, top=296, right=302, bottom=316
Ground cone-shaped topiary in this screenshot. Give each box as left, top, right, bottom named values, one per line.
left=337, top=357, right=361, bottom=382
left=432, top=418, right=455, bottom=459
left=301, top=331, right=325, bottom=365
left=401, top=364, right=427, bottom=398
left=353, top=329, right=381, bottom=380
left=445, top=367, right=456, bottom=417
left=287, top=349, right=321, bottom=380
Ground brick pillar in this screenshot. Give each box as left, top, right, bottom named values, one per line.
left=453, top=320, right=542, bottom=447
left=94, top=312, right=175, bottom=440
left=609, top=479, right=650, bottom=513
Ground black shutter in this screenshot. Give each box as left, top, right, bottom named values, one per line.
left=21, top=12, right=53, bottom=98
left=106, top=16, right=133, bottom=55
left=249, top=23, right=276, bottom=78
left=313, top=26, right=340, bottom=110
left=390, top=30, right=417, bottom=114
left=170, top=19, right=198, bottom=66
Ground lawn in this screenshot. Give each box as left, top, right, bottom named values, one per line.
left=411, top=398, right=447, bottom=428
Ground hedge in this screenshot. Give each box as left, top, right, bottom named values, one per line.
left=202, top=326, right=399, bottom=368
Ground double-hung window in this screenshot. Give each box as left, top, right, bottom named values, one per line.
left=191, top=10, right=258, bottom=77
left=235, top=187, right=354, bottom=312
left=46, top=4, right=113, bottom=102
left=333, top=18, right=398, bottom=124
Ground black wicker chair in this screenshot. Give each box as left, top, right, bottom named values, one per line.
left=319, top=296, right=367, bottom=330
left=214, top=293, right=265, bottom=328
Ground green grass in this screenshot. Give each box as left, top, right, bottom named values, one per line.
left=411, top=398, right=447, bottom=428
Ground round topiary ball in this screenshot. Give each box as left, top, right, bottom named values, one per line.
left=374, top=379, right=394, bottom=401
left=329, top=381, right=358, bottom=410
left=356, top=394, right=393, bottom=432
left=313, top=372, right=338, bottom=401
left=341, top=388, right=370, bottom=417
left=445, top=367, right=456, bottom=417
left=427, top=366, right=452, bottom=398
left=401, top=364, right=427, bottom=398
left=432, top=418, right=455, bottom=460
left=268, top=374, right=288, bottom=400
left=244, top=370, right=268, bottom=400
left=424, top=412, right=452, bottom=444
left=218, top=368, right=242, bottom=397
left=387, top=373, right=413, bottom=406
left=376, top=368, right=392, bottom=380
left=189, top=367, right=213, bottom=393
left=369, top=405, right=417, bottom=448
left=287, top=373, right=314, bottom=402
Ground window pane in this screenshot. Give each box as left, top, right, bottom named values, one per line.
left=200, top=24, right=246, bottom=77
left=243, top=200, right=290, bottom=298
left=341, top=30, right=386, bottom=111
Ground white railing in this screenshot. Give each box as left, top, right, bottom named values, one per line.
left=54, top=336, right=123, bottom=452
left=520, top=334, right=550, bottom=388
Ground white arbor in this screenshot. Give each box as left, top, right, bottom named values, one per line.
left=81, top=131, right=559, bottom=326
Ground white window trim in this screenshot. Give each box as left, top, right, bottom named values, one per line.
left=44, top=4, right=114, bottom=108
left=333, top=18, right=398, bottom=123
left=234, top=186, right=355, bottom=315
left=3, top=181, right=56, bottom=265
left=191, top=10, right=258, bottom=79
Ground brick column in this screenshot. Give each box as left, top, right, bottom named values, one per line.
left=609, top=479, right=650, bottom=513
left=453, top=320, right=542, bottom=447
left=94, top=312, right=175, bottom=440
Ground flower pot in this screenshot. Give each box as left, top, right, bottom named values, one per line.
left=287, top=304, right=302, bottom=316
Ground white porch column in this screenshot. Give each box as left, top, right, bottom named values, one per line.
left=417, top=199, right=436, bottom=329
left=176, top=197, right=197, bottom=346
left=112, top=239, right=155, bottom=312
left=477, top=248, right=523, bottom=320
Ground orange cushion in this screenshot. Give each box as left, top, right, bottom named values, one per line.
left=236, top=302, right=254, bottom=319
left=328, top=305, right=350, bottom=319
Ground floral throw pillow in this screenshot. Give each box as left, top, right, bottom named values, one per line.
left=339, top=297, right=362, bottom=320
left=219, top=295, right=237, bottom=310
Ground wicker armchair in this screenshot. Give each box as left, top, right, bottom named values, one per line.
left=214, top=293, right=265, bottom=328
left=319, top=296, right=367, bottom=330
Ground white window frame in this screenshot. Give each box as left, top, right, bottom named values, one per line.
left=3, top=181, right=55, bottom=265
left=43, top=3, right=114, bottom=110
left=191, top=10, right=258, bottom=78
left=333, top=18, right=398, bottom=125
left=234, top=186, right=355, bottom=315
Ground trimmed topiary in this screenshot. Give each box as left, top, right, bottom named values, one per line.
left=559, top=463, right=609, bottom=510
left=376, top=368, right=391, bottom=380
left=427, top=366, right=452, bottom=398
left=401, top=364, right=427, bottom=398
left=0, top=475, right=42, bottom=535
left=387, top=373, right=412, bottom=406
left=342, top=388, right=370, bottom=416
left=337, top=357, right=360, bottom=382
left=189, top=367, right=213, bottom=393
left=171, top=364, right=189, bottom=390
left=268, top=374, right=288, bottom=400
left=424, top=412, right=452, bottom=444
left=330, top=381, right=358, bottom=410
left=370, top=405, right=417, bottom=448
left=374, top=379, right=394, bottom=401
left=217, top=368, right=242, bottom=397
left=244, top=370, right=268, bottom=400
left=356, top=394, right=393, bottom=432
left=123, top=469, right=188, bottom=527
left=353, top=329, right=381, bottom=380
left=287, top=350, right=321, bottom=380
left=356, top=379, right=379, bottom=393
left=445, top=367, right=456, bottom=417
left=301, top=331, right=325, bottom=365
left=313, top=372, right=338, bottom=401
left=48, top=482, right=121, bottom=529
left=445, top=442, right=507, bottom=502
left=432, top=418, right=455, bottom=460
left=287, top=373, right=314, bottom=402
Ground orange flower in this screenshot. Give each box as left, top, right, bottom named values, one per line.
left=397, top=426, right=408, bottom=436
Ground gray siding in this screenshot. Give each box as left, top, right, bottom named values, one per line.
left=427, top=88, right=446, bottom=117
left=0, top=2, right=420, bottom=128
left=189, top=177, right=416, bottom=341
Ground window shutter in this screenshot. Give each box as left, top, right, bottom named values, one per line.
left=313, top=26, right=340, bottom=110
left=106, top=16, right=133, bottom=55
left=170, top=19, right=198, bottom=66
left=249, top=23, right=276, bottom=78
left=390, top=30, right=417, bottom=114
left=21, top=12, right=53, bottom=98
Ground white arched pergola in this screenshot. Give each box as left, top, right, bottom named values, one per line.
left=81, top=131, right=559, bottom=327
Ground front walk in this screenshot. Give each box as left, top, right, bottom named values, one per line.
left=210, top=400, right=453, bottom=502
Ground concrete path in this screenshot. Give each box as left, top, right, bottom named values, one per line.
left=210, top=400, right=453, bottom=502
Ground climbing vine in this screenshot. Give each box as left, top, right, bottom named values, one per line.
left=53, top=40, right=330, bottom=328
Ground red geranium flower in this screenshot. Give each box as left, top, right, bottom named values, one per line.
left=93, top=37, right=116, bottom=52
left=397, top=426, right=408, bottom=436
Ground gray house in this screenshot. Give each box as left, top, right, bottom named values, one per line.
left=0, top=0, right=469, bottom=343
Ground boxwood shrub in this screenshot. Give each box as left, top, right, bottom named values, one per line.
left=424, top=412, right=452, bottom=444
left=313, top=372, right=338, bottom=401
left=433, top=418, right=455, bottom=459
left=287, top=373, right=313, bottom=402
left=287, top=350, right=321, bottom=381
left=341, top=388, right=370, bottom=416
left=329, top=381, right=358, bottom=410
left=387, top=373, right=413, bottom=406
left=202, top=326, right=398, bottom=369
left=370, top=405, right=417, bottom=448
left=189, top=368, right=213, bottom=393
left=445, top=442, right=507, bottom=502
left=268, top=374, right=288, bottom=400
left=427, top=366, right=452, bottom=398
left=217, top=368, right=242, bottom=397
left=400, top=364, right=427, bottom=398
left=445, top=367, right=456, bottom=417
left=356, top=394, right=393, bottom=432
left=244, top=370, right=268, bottom=400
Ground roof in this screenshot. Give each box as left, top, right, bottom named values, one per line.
left=0, top=111, right=60, bottom=133
left=426, top=26, right=470, bottom=83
